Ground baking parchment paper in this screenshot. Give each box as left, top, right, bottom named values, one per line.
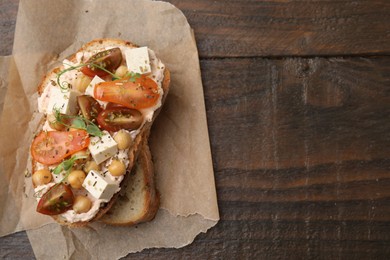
left=0, top=0, right=219, bottom=258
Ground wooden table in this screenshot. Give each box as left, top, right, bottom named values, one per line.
left=1, top=0, right=390, bottom=258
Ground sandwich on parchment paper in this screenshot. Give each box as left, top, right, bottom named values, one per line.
left=29, top=38, right=169, bottom=227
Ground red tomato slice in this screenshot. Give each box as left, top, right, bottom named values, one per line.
left=77, top=95, right=102, bottom=121
left=94, top=76, right=160, bottom=109
left=31, top=130, right=90, bottom=165
left=106, top=102, right=126, bottom=109
left=97, top=107, right=143, bottom=132
left=81, top=66, right=108, bottom=78
left=80, top=48, right=122, bottom=78
left=37, top=183, right=74, bottom=215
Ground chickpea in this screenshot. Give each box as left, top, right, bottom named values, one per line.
left=114, top=130, right=133, bottom=150
left=47, top=114, right=66, bottom=131
left=84, top=160, right=100, bottom=173
left=73, top=150, right=90, bottom=165
left=67, top=170, right=86, bottom=189
left=74, top=73, right=92, bottom=93
left=115, top=65, right=128, bottom=78
left=108, top=159, right=126, bottom=176
left=32, top=169, right=52, bottom=186
left=73, top=149, right=90, bottom=158
left=73, top=195, right=92, bottom=213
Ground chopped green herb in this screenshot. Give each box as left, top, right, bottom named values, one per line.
left=52, top=154, right=87, bottom=175
left=53, top=108, right=103, bottom=137
left=86, top=124, right=102, bottom=137
left=57, top=62, right=129, bottom=91
left=125, top=71, right=141, bottom=82
left=71, top=118, right=87, bottom=129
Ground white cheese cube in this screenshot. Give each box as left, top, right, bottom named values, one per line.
left=84, top=75, right=107, bottom=108
left=82, top=170, right=119, bottom=200
left=88, top=131, right=118, bottom=165
left=46, top=87, right=79, bottom=115
left=125, top=47, right=151, bottom=75
left=85, top=75, right=104, bottom=96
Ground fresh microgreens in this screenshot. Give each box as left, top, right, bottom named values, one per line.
left=56, top=64, right=85, bottom=91
left=34, top=154, right=87, bottom=198
left=52, top=154, right=87, bottom=175
left=86, top=124, right=102, bottom=137
left=122, top=71, right=141, bottom=82
left=53, top=108, right=103, bottom=137
left=71, top=118, right=86, bottom=129
left=57, top=63, right=140, bottom=91
left=57, top=62, right=118, bottom=91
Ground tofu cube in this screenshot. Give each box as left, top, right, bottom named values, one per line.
left=82, top=170, right=119, bottom=200
left=88, top=131, right=118, bottom=165
left=84, top=75, right=107, bottom=108
left=125, top=47, right=151, bottom=74
left=47, top=87, right=79, bottom=115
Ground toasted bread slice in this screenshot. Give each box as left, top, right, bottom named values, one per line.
left=101, top=140, right=159, bottom=225
left=32, top=39, right=170, bottom=227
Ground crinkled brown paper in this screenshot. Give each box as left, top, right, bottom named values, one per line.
left=0, top=0, right=219, bottom=258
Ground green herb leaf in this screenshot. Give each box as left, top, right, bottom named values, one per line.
left=71, top=118, right=86, bottom=129
left=125, top=72, right=141, bottom=82
left=86, top=124, right=103, bottom=137
left=50, top=108, right=103, bottom=137
left=52, top=155, right=88, bottom=176
left=62, top=159, right=75, bottom=172
left=53, top=165, right=63, bottom=175
left=52, top=157, right=74, bottom=175
left=53, top=108, right=64, bottom=122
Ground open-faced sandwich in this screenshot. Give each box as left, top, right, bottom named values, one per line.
left=30, top=38, right=170, bottom=226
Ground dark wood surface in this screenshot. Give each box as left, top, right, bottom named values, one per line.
left=1, top=0, right=390, bottom=259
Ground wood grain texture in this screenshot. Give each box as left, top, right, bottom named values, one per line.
left=169, top=0, right=390, bottom=57
left=0, top=232, right=35, bottom=259
left=1, top=0, right=390, bottom=259
left=128, top=57, right=390, bottom=259
left=202, top=57, right=390, bottom=171
left=1, top=1, right=390, bottom=57
left=0, top=0, right=18, bottom=56
left=197, top=57, right=390, bottom=258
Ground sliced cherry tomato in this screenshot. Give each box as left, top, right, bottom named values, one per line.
left=106, top=102, right=125, bottom=109
left=37, top=183, right=74, bottom=215
left=31, top=130, right=90, bottom=165
left=81, top=47, right=122, bottom=78
left=77, top=95, right=102, bottom=121
left=94, top=76, right=160, bottom=109
left=97, top=107, right=143, bottom=132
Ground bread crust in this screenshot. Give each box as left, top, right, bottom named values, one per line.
left=101, top=140, right=160, bottom=226
left=32, top=38, right=169, bottom=227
